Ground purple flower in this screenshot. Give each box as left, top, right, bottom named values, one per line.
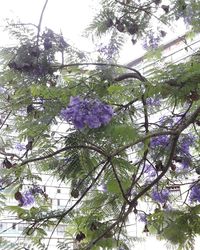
left=189, top=184, right=200, bottom=203
left=143, top=32, right=161, bottom=50
left=97, top=42, right=118, bottom=61
left=19, top=191, right=35, bottom=206
left=144, top=164, right=157, bottom=177
left=61, top=96, right=114, bottom=129
left=0, top=86, right=6, bottom=94
left=15, top=143, right=26, bottom=151
left=150, top=135, right=169, bottom=148
left=138, top=213, right=147, bottom=223
left=179, top=134, right=195, bottom=155
left=19, top=186, right=43, bottom=206
left=146, top=97, right=160, bottom=106
left=151, top=188, right=169, bottom=204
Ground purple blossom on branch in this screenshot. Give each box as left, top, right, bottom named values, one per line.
left=151, top=188, right=170, bottom=204
left=150, top=135, right=169, bottom=148
left=144, top=164, right=157, bottom=177
left=17, top=186, right=44, bottom=207
left=138, top=213, right=147, bottom=223
left=143, top=32, right=161, bottom=50
left=15, top=143, right=26, bottom=152
left=189, top=184, right=200, bottom=203
left=60, top=96, right=114, bottom=129
left=19, top=191, right=35, bottom=206
left=146, top=97, right=160, bottom=106
left=179, top=134, right=195, bottom=155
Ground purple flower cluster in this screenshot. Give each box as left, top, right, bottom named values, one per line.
left=179, top=134, right=195, bottom=155
left=61, top=96, right=114, bottom=129
left=97, top=42, right=118, bottom=61
left=146, top=97, right=160, bottom=106
left=150, top=135, right=169, bottom=148
left=144, top=164, right=157, bottom=177
left=143, top=32, right=161, bottom=50
left=19, top=191, right=35, bottom=206
left=189, top=184, right=200, bottom=203
left=18, top=186, right=44, bottom=206
left=138, top=213, right=147, bottom=223
left=15, top=143, right=26, bottom=152
left=151, top=188, right=169, bottom=204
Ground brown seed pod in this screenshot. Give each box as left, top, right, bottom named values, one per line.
left=76, top=231, right=86, bottom=242
left=14, top=191, right=23, bottom=201
left=196, top=167, right=200, bottom=175
left=3, top=157, right=13, bottom=169
left=115, top=20, right=125, bottom=32
left=155, top=160, right=164, bottom=171
left=161, top=5, right=169, bottom=14
left=71, top=189, right=79, bottom=198
left=143, top=224, right=149, bottom=233
left=126, top=23, right=139, bottom=35
left=170, top=164, right=176, bottom=171
left=105, top=18, right=113, bottom=28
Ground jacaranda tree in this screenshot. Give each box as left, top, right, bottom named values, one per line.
left=0, top=0, right=200, bottom=249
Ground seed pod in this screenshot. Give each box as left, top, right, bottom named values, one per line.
left=155, top=160, right=163, bottom=171
left=105, top=18, right=113, bottom=28
left=126, top=23, right=139, bottom=35
left=76, top=231, right=86, bottom=242
left=131, top=38, right=137, bottom=45
left=143, top=224, right=149, bottom=233
left=160, top=30, right=167, bottom=37
left=170, top=164, right=176, bottom=171
left=71, top=189, right=79, bottom=198
left=14, top=191, right=23, bottom=201
left=161, top=5, right=169, bottom=14
left=154, top=0, right=161, bottom=4
left=115, top=20, right=125, bottom=32
left=196, top=167, right=200, bottom=175
left=27, top=104, right=35, bottom=114
left=3, top=157, right=13, bottom=169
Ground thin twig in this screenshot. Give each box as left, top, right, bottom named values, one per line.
left=36, top=0, right=49, bottom=47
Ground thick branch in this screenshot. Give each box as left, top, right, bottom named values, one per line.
left=114, top=72, right=146, bottom=82
left=58, top=62, right=146, bottom=81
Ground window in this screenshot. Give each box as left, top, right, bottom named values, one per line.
left=57, top=225, right=65, bottom=234
left=57, top=188, right=61, bottom=193
left=57, top=199, right=60, bottom=206
left=12, top=223, right=16, bottom=230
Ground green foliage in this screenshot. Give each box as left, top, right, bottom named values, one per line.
left=0, top=0, right=200, bottom=249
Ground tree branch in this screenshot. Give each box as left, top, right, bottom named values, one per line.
left=20, top=144, right=107, bottom=167
left=36, top=0, right=49, bottom=46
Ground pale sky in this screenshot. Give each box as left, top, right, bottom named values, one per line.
left=0, top=0, right=188, bottom=64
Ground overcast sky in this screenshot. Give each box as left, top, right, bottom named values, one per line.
left=0, top=0, right=188, bottom=64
